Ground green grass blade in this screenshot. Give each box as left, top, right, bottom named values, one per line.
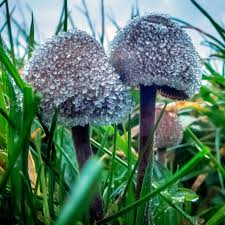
left=135, top=160, right=153, bottom=225
left=68, top=14, right=76, bottom=29
left=63, top=0, right=68, bottom=32
left=107, top=13, right=120, bottom=31
left=35, top=131, right=50, bottom=223
left=159, top=193, right=198, bottom=225
left=28, top=13, right=34, bottom=58
left=205, top=204, right=225, bottom=225
left=186, top=128, right=225, bottom=178
left=0, top=107, right=15, bottom=129
left=100, top=0, right=105, bottom=45
left=126, top=115, right=135, bottom=225
left=97, top=149, right=207, bottom=224
left=91, top=138, right=128, bottom=167
left=105, top=125, right=117, bottom=212
left=59, top=164, right=66, bottom=209
left=3, top=66, right=21, bottom=154
left=0, top=0, right=5, bottom=7
left=56, top=143, right=79, bottom=175
left=55, top=0, right=68, bottom=34
left=20, top=172, right=37, bottom=225
left=21, top=86, right=38, bottom=223
left=0, top=86, right=40, bottom=191
left=11, top=15, right=29, bottom=41
left=0, top=44, right=25, bottom=90
left=80, top=0, right=96, bottom=37
left=96, top=127, right=109, bottom=158
left=215, top=128, right=224, bottom=191
left=47, top=109, right=58, bottom=218
left=174, top=18, right=225, bottom=49
left=33, top=166, right=42, bottom=196
left=0, top=66, right=7, bottom=137
left=47, top=108, right=58, bottom=159
left=5, top=0, right=14, bottom=60
left=190, top=0, right=225, bottom=41
left=55, top=157, right=103, bottom=225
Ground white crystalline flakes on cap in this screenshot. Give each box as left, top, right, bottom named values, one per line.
left=110, top=13, right=202, bottom=99
left=23, top=30, right=132, bottom=126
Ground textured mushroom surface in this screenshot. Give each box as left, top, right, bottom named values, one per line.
left=154, top=105, right=183, bottom=149
left=110, top=13, right=202, bottom=99
left=23, top=30, right=132, bottom=126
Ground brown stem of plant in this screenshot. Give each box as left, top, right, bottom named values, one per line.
left=72, top=125, right=104, bottom=223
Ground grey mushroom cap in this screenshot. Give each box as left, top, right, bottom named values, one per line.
left=154, top=105, right=183, bottom=149
left=23, top=30, right=132, bottom=126
left=110, top=13, right=202, bottom=99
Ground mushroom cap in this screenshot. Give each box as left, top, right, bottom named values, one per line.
left=23, top=30, right=132, bottom=126
left=110, top=13, right=202, bottom=99
left=154, top=104, right=183, bottom=149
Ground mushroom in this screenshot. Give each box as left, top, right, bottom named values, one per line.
left=155, top=104, right=183, bottom=166
left=110, top=13, right=201, bottom=200
left=23, top=30, right=132, bottom=222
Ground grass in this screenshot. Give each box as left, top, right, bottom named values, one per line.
left=0, top=0, right=225, bottom=224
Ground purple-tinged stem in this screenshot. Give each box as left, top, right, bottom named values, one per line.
left=137, top=85, right=156, bottom=197
left=72, top=125, right=93, bottom=168
left=136, top=85, right=157, bottom=224
left=71, top=125, right=103, bottom=222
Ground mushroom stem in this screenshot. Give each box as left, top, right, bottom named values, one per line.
left=136, top=85, right=156, bottom=224
left=72, top=125, right=93, bottom=168
left=137, top=85, right=156, bottom=198
left=157, top=148, right=167, bottom=166
left=71, top=125, right=103, bottom=222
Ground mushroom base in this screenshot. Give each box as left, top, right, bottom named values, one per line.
left=71, top=125, right=103, bottom=222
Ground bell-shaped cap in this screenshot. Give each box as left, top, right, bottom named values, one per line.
left=154, top=104, right=183, bottom=149
left=24, top=30, right=132, bottom=126
left=110, top=13, right=202, bottom=99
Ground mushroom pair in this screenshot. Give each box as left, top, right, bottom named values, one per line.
left=24, top=30, right=132, bottom=222
left=24, top=12, right=202, bottom=224
left=110, top=13, right=201, bottom=222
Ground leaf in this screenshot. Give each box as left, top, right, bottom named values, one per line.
left=28, top=13, right=34, bottom=59
left=0, top=151, right=8, bottom=170
left=0, top=107, right=16, bottom=129
left=55, top=157, right=103, bottom=225
left=63, top=0, right=68, bottom=32
left=205, top=204, right=225, bottom=225
left=105, top=125, right=117, bottom=212
left=98, top=149, right=207, bottom=224
left=0, top=44, right=25, bottom=91
left=170, top=188, right=199, bottom=203
left=5, top=0, right=14, bottom=60
left=0, top=68, right=7, bottom=141
left=191, top=0, right=225, bottom=42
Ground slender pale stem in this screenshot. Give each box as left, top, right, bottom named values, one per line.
left=71, top=125, right=103, bottom=222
